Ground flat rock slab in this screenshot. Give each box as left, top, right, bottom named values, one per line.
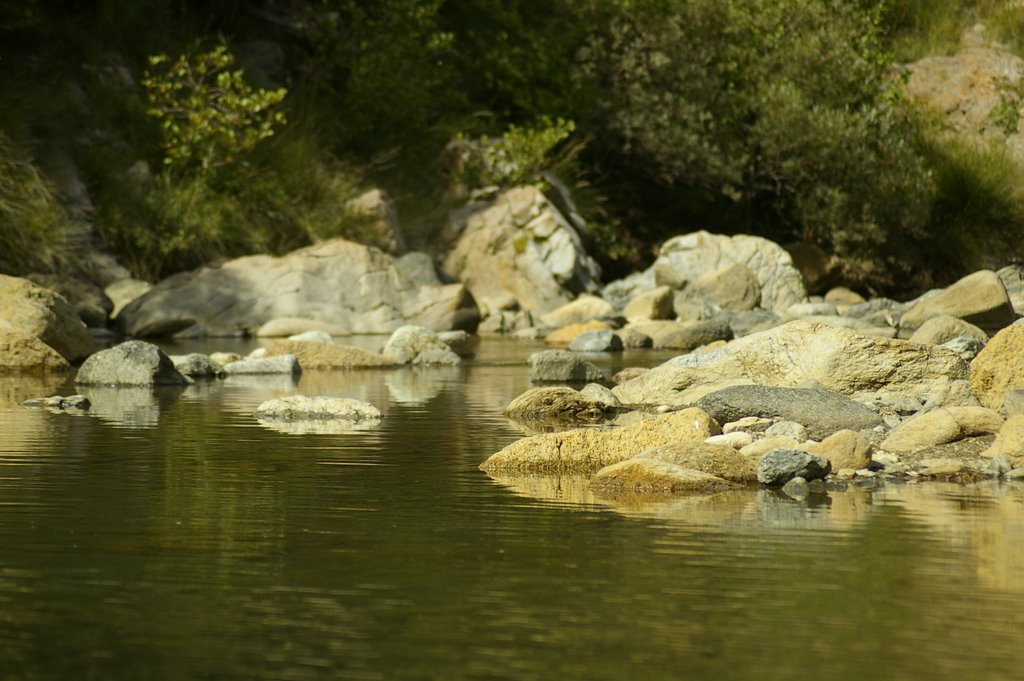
left=480, top=408, right=720, bottom=474
left=696, top=384, right=882, bottom=440
left=117, top=238, right=479, bottom=337
left=263, top=340, right=396, bottom=370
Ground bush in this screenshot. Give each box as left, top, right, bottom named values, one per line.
left=578, top=0, right=936, bottom=287
left=0, top=132, right=69, bottom=275
left=143, top=44, right=287, bottom=174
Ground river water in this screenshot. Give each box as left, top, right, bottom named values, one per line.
left=1, top=337, right=1023, bottom=680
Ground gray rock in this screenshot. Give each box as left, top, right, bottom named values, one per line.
left=344, top=188, right=406, bottom=254
left=443, top=185, right=601, bottom=319
left=757, top=449, right=832, bottom=485
left=437, top=329, right=474, bottom=356
left=529, top=349, right=606, bottom=383
left=223, top=355, right=301, bottom=375
left=76, top=341, right=187, bottom=386
left=727, top=308, right=780, bottom=337
left=616, top=327, right=653, bottom=349
left=764, top=420, right=807, bottom=441
left=997, top=264, right=1024, bottom=316
left=652, top=230, right=808, bottom=313
left=393, top=252, right=442, bottom=287
left=105, top=278, right=153, bottom=320
left=939, top=335, right=986, bottom=362
left=1004, top=389, right=1024, bottom=416
left=695, top=384, right=883, bottom=440
left=26, top=274, right=112, bottom=328
left=840, top=298, right=905, bottom=327
left=118, top=238, right=479, bottom=337
left=382, top=325, right=462, bottom=365
left=781, top=476, right=810, bottom=500
left=569, top=330, right=623, bottom=353
left=170, top=353, right=226, bottom=379
left=579, top=383, right=621, bottom=408
left=650, top=318, right=733, bottom=351
left=784, top=302, right=838, bottom=318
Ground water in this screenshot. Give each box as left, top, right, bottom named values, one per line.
left=1, top=337, right=1023, bottom=680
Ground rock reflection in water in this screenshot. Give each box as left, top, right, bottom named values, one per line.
left=386, top=366, right=461, bottom=405
left=255, top=417, right=382, bottom=435
left=77, top=385, right=185, bottom=428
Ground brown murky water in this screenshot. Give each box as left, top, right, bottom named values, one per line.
left=1, top=337, right=1022, bottom=680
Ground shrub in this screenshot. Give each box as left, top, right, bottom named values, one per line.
left=0, top=132, right=69, bottom=275
left=143, top=44, right=287, bottom=174
left=578, top=0, right=936, bottom=287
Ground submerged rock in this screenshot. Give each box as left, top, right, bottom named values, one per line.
left=590, top=459, right=739, bottom=497
left=21, top=394, right=91, bottom=411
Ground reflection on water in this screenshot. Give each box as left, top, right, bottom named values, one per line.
left=1, top=338, right=1024, bottom=680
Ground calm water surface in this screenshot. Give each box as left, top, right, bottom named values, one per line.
left=1, top=337, right=1023, bottom=680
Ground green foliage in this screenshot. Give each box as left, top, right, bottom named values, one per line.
left=878, top=0, right=1024, bottom=59
left=0, top=132, right=69, bottom=275
left=578, top=0, right=935, bottom=286
left=143, top=45, right=287, bottom=174
left=454, top=117, right=576, bottom=188
left=917, top=133, right=1024, bottom=283
left=990, top=75, right=1024, bottom=135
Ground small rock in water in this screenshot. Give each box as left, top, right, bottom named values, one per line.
left=171, top=353, right=226, bottom=379
left=21, top=394, right=91, bottom=411
left=986, top=455, right=1012, bottom=478
left=782, top=476, right=809, bottom=500
left=756, top=449, right=832, bottom=485
left=224, top=355, right=301, bottom=375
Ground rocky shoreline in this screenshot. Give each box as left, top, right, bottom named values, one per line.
left=5, top=182, right=1024, bottom=500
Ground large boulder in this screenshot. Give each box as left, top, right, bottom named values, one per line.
left=117, top=238, right=479, bottom=337
left=696, top=385, right=882, bottom=440
left=0, top=329, right=70, bottom=372
left=0, top=275, right=94, bottom=362
left=479, top=408, right=720, bottom=474
left=651, top=231, right=808, bottom=314
left=442, top=185, right=601, bottom=319
left=898, top=270, right=1014, bottom=336
left=971, top=324, right=1024, bottom=409
left=76, top=340, right=188, bottom=386
left=613, top=320, right=973, bottom=410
